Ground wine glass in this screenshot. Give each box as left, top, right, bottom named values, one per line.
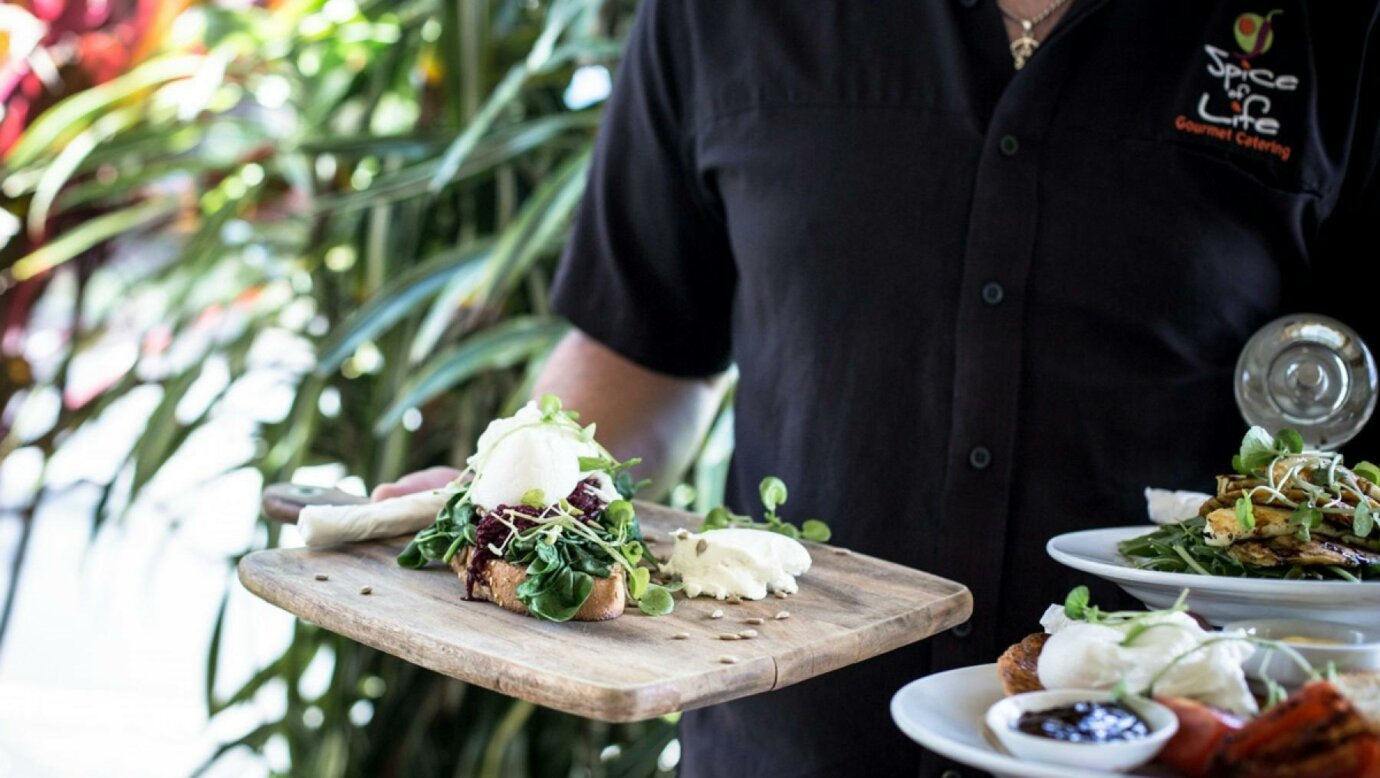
left=1235, top=314, right=1378, bottom=450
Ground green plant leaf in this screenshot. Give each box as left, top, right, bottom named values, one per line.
left=426, top=63, right=529, bottom=193
left=314, top=241, right=492, bottom=375
left=5, top=54, right=205, bottom=168
left=477, top=147, right=591, bottom=304
left=376, top=316, right=567, bottom=435
left=25, top=106, right=142, bottom=237
left=10, top=199, right=179, bottom=281
left=127, top=366, right=204, bottom=508
left=204, top=586, right=230, bottom=714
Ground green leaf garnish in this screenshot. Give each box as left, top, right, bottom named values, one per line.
left=1290, top=507, right=1322, bottom=529
left=759, top=476, right=788, bottom=514
left=629, top=567, right=650, bottom=600
left=577, top=455, right=609, bottom=472
left=1238, top=426, right=1281, bottom=474
left=520, top=488, right=546, bottom=508
left=1064, top=585, right=1091, bottom=620
left=1276, top=428, right=1305, bottom=455
left=702, top=507, right=731, bottom=530
left=1235, top=497, right=1256, bottom=531
left=768, top=522, right=801, bottom=539
left=637, top=584, right=674, bottom=616
left=699, top=476, right=833, bottom=542
left=538, top=392, right=562, bottom=418
left=604, top=500, right=634, bottom=530
left=1355, top=501, right=1375, bottom=538
left=1354, top=461, right=1380, bottom=485
left=801, top=519, right=832, bottom=542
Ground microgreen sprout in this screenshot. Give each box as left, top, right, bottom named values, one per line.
left=520, top=488, right=546, bottom=508
left=698, top=476, right=833, bottom=542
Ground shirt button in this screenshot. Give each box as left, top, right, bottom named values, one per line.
left=952, top=621, right=974, bottom=638
left=981, top=281, right=1005, bottom=306
left=969, top=446, right=992, bottom=470
left=999, top=134, right=1020, bottom=156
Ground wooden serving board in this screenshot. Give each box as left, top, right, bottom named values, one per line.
left=239, top=500, right=972, bottom=722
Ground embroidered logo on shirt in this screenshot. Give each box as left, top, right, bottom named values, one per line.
left=1233, top=11, right=1279, bottom=58
left=1172, top=9, right=1296, bottom=162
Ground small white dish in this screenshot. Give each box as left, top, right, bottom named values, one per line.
left=984, top=689, right=1178, bottom=773
left=1224, top=617, right=1380, bottom=687
left=892, top=665, right=1136, bottom=778
left=1046, top=526, right=1380, bottom=626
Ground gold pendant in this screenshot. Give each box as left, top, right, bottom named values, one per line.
left=1010, top=20, right=1038, bottom=70
left=1010, top=35, right=1039, bottom=70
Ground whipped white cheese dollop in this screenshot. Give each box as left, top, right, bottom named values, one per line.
left=1037, top=604, right=1258, bottom=715
left=663, top=528, right=812, bottom=600
left=466, top=401, right=618, bottom=512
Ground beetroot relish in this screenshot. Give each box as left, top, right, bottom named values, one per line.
left=566, top=476, right=610, bottom=516
left=463, top=477, right=611, bottom=599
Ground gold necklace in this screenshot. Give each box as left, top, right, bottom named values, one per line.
left=996, top=0, right=1073, bottom=70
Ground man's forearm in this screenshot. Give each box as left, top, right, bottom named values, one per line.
left=532, top=329, right=728, bottom=499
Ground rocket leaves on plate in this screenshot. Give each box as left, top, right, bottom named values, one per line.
left=1118, top=517, right=1378, bottom=581
left=699, top=476, right=833, bottom=542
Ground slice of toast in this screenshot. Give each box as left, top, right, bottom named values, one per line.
left=1333, top=671, right=1380, bottom=735
left=448, top=548, right=626, bottom=621
left=996, top=632, right=1048, bottom=696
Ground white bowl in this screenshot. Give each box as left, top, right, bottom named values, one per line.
left=984, top=689, right=1178, bottom=773
left=1224, top=618, right=1380, bottom=688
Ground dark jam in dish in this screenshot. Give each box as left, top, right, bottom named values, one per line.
left=1014, top=701, right=1150, bottom=743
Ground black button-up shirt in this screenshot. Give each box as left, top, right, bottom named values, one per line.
left=551, top=2, right=1380, bottom=776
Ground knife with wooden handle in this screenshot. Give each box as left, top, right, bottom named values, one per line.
left=261, top=482, right=369, bottom=524
left=262, top=482, right=455, bottom=547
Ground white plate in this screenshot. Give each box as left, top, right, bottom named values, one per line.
left=890, top=665, right=1176, bottom=778
left=1047, top=526, right=1380, bottom=626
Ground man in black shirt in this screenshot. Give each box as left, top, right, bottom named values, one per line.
left=376, top=2, right=1380, bottom=775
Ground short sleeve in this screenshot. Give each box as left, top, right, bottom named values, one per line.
left=549, top=0, right=735, bottom=378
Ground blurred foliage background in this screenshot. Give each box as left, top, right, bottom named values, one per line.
left=0, top=0, right=734, bottom=775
